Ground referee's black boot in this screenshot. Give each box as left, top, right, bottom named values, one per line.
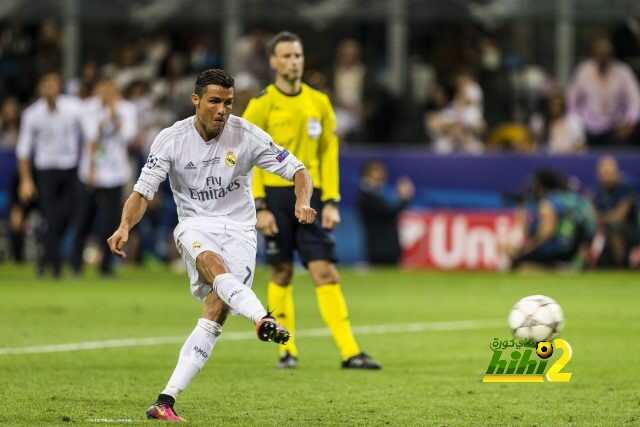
left=342, top=352, right=382, bottom=370
left=277, top=351, right=298, bottom=369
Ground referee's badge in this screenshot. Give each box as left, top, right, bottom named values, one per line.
left=225, top=151, right=237, bottom=167
left=192, top=241, right=202, bottom=249
left=307, top=118, right=322, bottom=139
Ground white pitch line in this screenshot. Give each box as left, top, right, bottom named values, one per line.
left=0, top=319, right=502, bottom=356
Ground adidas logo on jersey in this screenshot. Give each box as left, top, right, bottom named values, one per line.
left=185, top=161, right=197, bottom=170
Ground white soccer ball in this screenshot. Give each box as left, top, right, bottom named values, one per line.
left=508, top=295, right=564, bottom=342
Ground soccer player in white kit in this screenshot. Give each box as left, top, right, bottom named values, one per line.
left=107, top=69, right=316, bottom=422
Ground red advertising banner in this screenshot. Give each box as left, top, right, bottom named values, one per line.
left=400, top=210, right=523, bottom=270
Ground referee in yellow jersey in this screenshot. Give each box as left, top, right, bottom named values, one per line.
left=243, top=32, right=380, bottom=369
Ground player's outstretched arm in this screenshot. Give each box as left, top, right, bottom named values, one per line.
left=293, top=169, right=316, bottom=224
left=107, top=191, right=148, bottom=258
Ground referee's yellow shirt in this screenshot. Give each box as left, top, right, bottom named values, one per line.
left=242, top=83, right=340, bottom=203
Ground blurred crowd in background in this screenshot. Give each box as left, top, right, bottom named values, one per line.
left=0, top=0, right=638, bottom=274
left=3, top=12, right=640, bottom=152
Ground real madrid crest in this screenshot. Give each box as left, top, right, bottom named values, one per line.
left=225, top=151, right=237, bottom=167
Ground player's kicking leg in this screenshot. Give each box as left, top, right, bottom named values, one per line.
left=146, top=250, right=289, bottom=422
left=195, top=251, right=290, bottom=344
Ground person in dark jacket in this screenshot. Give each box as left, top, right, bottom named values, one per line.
left=593, top=156, right=639, bottom=267
left=357, top=160, right=414, bottom=265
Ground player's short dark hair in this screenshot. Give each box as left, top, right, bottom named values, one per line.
left=194, top=69, right=234, bottom=96
left=268, top=31, right=302, bottom=55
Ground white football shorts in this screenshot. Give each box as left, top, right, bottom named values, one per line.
left=173, top=221, right=257, bottom=301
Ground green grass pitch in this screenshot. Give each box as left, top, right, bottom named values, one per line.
left=1, top=264, right=639, bottom=426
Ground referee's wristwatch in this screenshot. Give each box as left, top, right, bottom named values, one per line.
left=255, top=198, right=268, bottom=212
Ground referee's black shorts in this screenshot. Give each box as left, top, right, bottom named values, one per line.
left=264, top=186, right=337, bottom=266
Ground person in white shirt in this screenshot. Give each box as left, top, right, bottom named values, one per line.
left=71, top=77, right=138, bottom=276
left=107, top=69, right=316, bottom=422
left=16, top=71, right=83, bottom=277
left=568, top=34, right=640, bottom=146
left=426, top=72, right=485, bottom=154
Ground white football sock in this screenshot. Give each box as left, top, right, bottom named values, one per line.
left=213, top=273, right=267, bottom=324
left=161, top=318, right=222, bottom=399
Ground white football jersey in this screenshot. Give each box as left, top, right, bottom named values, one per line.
left=133, top=115, right=304, bottom=226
